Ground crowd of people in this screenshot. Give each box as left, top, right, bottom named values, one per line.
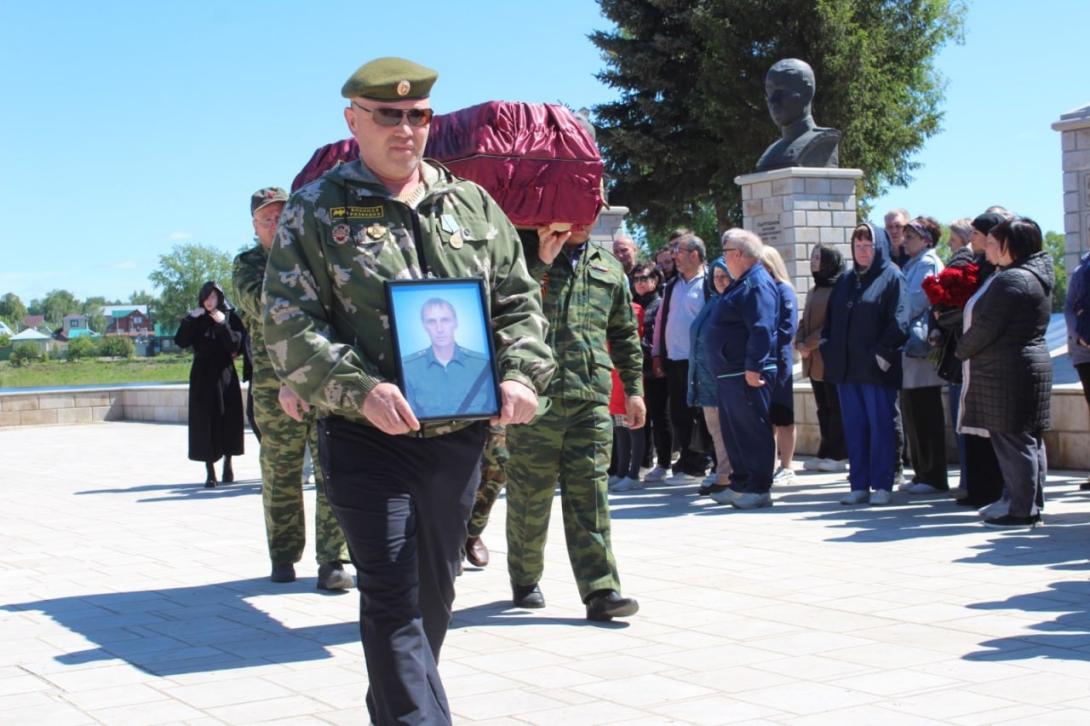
left=594, top=206, right=1069, bottom=531
left=164, top=53, right=1090, bottom=726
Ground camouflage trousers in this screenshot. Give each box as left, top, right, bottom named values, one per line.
left=252, top=385, right=349, bottom=566
left=506, top=398, right=620, bottom=600
left=467, top=425, right=508, bottom=538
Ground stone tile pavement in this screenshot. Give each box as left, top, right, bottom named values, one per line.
left=3, top=421, right=1090, bottom=725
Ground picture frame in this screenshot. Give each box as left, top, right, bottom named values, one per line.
left=385, top=278, right=501, bottom=422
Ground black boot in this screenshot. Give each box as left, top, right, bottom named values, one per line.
left=585, top=589, right=639, bottom=621
left=204, top=461, right=217, bottom=489
left=221, top=456, right=234, bottom=483
left=512, top=583, right=545, bottom=608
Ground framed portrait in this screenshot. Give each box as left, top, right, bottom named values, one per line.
left=385, top=278, right=501, bottom=422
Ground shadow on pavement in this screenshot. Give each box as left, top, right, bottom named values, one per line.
left=75, top=478, right=268, bottom=502
left=2, top=578, right=357, bottom=676
left=450, top=600, right=628, bottom=630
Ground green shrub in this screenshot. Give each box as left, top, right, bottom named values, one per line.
left=66, top=336, right=98, bottom=361
left=10, top=343, right=42, bottom=367
left=97, top=335, right=135, bottom=358
left=0, top=333, right=10, bottom=348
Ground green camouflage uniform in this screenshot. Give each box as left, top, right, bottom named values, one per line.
left=506, top=236, right=642, bottom=600
left=233, top=244, right=349, bottom=566
left=402, top=344, right=496, bottom=419
left=260, top=159, right=554, bottom=435
left=467, top=424, right=508, bottom=538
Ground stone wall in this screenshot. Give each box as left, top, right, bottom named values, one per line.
left=1053, top=104, right=1090, bottom=276
left=0, top=385, right=187, bottom=427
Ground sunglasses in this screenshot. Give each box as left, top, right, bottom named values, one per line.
left=352, top=101, right=433, bottom=127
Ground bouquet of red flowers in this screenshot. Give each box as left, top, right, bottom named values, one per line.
left=922, top=263, right=980, bottom=309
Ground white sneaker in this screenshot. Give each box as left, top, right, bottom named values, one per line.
left=644, top=466, right=668, bottom=482
left=818, top=458, right=849, bottom=473
left=702, top=472, right=718, bottom=486
left=895, top=476, right=912, bottom=492
left=907, top=482, right=945, bottom=495
left=979, top=498, right=1010, bottom=519
left=732, top=492, right=773, bottom=509
left=666, top=471, right=697, bottom=485
left=870, top=489, right=893, bottom=506
left=709, top=488, right=736, bottom=505
left=840, top=490, right=870, bottom=505
left=803, top=458, right=823, bottom=471
left=611, top=476, right=642, bottom=492
left=773, top=466, right=795, bottom=484
left=607, top=474, right=622, bottom=487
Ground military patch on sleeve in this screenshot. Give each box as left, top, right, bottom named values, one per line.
left=331, top=224, right=351, bottom=245
left=330, top=205, right=385, bottom=220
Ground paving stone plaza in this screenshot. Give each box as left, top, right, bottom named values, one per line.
left=3, top=421, right=1090, bottom=724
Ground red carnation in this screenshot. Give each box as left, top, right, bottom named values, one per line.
left=922, top=263, right=981, bottom=309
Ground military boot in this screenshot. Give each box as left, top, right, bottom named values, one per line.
left=317, top=562, right=354, bottom=591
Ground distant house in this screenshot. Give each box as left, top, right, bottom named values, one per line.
left=101, top=304, right=149, bottom=319
left=65, top=328, right=100, bottom=340
left=10, top=327, right=58, bottom=354
left=105, top=308, right=153, bottom=337
left=22, top=314, right=45, bottom=331
left=0, top=320, right=13, bottom=338
left=62, top=313, right=90, bottom=336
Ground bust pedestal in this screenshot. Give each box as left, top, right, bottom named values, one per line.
left=734, top=166, right=863, bottom=311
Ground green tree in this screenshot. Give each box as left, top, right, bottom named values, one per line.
left=0, top=292, right=27, bottom=327
left=97, top=335, right=135, bottom=359
left=66, top=336, right=97, bottom=361
left=0, top=333, right=10, bottom=348
left=148, top=243, right=234, bottom=327
left=591, top=0, right=965, bottom=239
left=81, top=296, right=114, bottom=333
left=40, top=289, right=80, bottom=327
left=1045, top=230, right=1067, bottom=313
left=10, top=343, right=42, bottom=367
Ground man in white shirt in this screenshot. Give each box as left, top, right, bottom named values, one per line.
left=651, top=231, right=711, bottom=482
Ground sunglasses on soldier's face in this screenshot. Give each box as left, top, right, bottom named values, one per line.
left=352, top=102, right=433, bottom=127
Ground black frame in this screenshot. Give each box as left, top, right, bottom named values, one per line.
left=385, top=277, right=501, bottom=422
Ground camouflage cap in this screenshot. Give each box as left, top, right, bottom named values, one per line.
left=251, top=187, right=288, bottom=215
left=340, top=57, right=438, bottom=100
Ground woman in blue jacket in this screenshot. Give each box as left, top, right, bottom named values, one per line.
left=820, top=223, right=909, bottom=505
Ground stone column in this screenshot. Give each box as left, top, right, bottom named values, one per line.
left=590, top=205, right=630, bottom=246
left=734, top=167, right=863, bottom=310
left=1051, top=104, right=1090, bottom=277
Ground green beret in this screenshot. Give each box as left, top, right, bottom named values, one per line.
left=341, top=57, right=438, bottom=101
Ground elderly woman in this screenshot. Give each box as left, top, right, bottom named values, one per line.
left=796, top=244, right=848, bottom=471
left=821, top=224, right=908, bottom=505
left=174, top=281, right=246, bottom=488
left=899, top=217, right=948, bottom=495
left=688, top=257, right=732, bottom=495
left=759, top=246, right=799, bottom=484
left=956, top=217, right=1053, bottom=528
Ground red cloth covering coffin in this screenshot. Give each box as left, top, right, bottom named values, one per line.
left=291, top=102, right=604, bottom=228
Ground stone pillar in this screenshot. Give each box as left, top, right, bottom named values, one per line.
left=734, top=167, right=863, bottom=310
left=1051, top=104, right=1090, bottom=277
left=590, top=205, right=630, bottom=245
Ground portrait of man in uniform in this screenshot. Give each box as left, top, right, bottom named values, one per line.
left=389, top=282, right=500, bottom=421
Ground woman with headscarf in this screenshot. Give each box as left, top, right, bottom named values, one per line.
left=688, top=257, right=732, bottom=496
left=796, top=244, right=848, bottom=471
left=957, top=218, right=1053, bottom=528
left=174, top=281, right=246, bottom=487
left=821, top=223, right=909, bottom=505
left=899, top=216, right=948, bottom=495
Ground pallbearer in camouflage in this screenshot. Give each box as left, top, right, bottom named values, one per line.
left=464, top=424, right=509, bottom=567
left=260, top=57, right=554, bottom=726
left=506, top=224, right=646, bottom=622
left=233, top=187, right=352, bottom=591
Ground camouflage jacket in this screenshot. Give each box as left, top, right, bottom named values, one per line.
left=262, top=159, right=555, bottom=437
left=233, top=244, right=279, bottom=388
left=523, top=233, right=642, bottom=404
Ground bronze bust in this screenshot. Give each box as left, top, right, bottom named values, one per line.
left=755, top=58, right=840, bottom=171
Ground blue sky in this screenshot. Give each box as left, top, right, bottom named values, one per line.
left=1, top=1, right=1086, bottom=304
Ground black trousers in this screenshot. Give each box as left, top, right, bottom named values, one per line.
left=644, top=375, right=672, bottom=468
left=318, top=417, right=487, bottom=726
left=810, top=379, right=847, bottom=461
left=665, top=359, right=708, bottom=474
left=963, top=432, right=1003, bottom=506
left=900, top=386, right=948, bottom=489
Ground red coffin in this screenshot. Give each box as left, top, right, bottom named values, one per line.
left=291, top=102, right=604, bottom=228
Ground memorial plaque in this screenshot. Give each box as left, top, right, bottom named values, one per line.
left=756, top=218, right=781, bottom=245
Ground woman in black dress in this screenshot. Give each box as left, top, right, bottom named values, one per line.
left=174, top=281, right=246, bottom=487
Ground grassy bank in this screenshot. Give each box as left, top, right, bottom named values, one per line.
left=0, top=354, right=193, bottom=389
